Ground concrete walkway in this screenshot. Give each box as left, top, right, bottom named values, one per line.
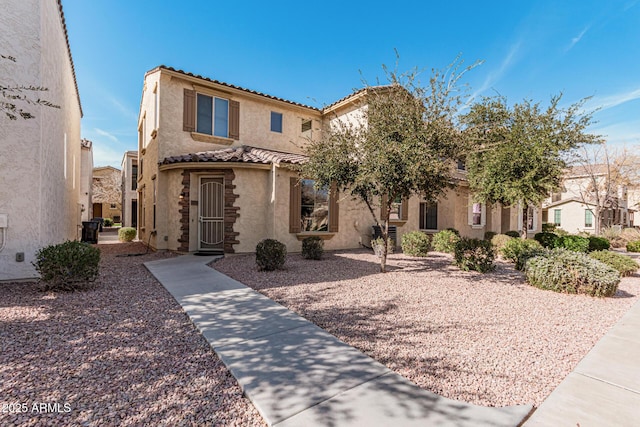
left=525, top=296, right=640, bottom=426
left=145, top=254, right=532, bottom=426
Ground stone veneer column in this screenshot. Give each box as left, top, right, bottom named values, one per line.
left=178, top=168, right=239, bottom=253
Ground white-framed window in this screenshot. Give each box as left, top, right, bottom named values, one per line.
left=553, top=209, right=561, bottom=226
left=110, top=203, right=117, bottom=209
left=196, top=93, right=229, bottom=137
left=585, top=209, right=594, bottom=228
left=271, top=111, right=283, bottom=133
left=518, top=205, right=538, bottom=232
left=468, top=198, right=486, bottom=228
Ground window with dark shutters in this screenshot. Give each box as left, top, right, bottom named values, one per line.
left=183, top=89, right=196, bottom=132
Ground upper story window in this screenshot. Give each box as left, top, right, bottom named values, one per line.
left=301, top=119, right=312, bottom=133
left=457, top=159, right=466, bottom=171
left=131, top=164, right=138, bottom=190
left=271, top=112, right=283, bottom=133
left=196, top=94, right=229, bottom=138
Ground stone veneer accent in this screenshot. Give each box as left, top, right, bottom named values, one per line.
left=178, top=168, right=240, bottom=253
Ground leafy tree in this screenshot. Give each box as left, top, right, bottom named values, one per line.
left=302, top=58, right=477, bottom=272
left=1, top=54, right=59, bottom=120
left=461, top=95, right=601, bottom=238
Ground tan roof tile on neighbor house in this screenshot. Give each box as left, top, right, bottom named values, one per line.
left=160, top=145, right=308, bottom=166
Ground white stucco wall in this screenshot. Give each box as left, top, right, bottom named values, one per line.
left=0, top=0, right=82, bottom=281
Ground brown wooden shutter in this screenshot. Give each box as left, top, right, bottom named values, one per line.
left=229, top=100, right=240, bottom=140
left=183, top=89, right=196, bottom=132
left=380, top=194, right=388, bottom=220
left=329, top=182, right=339, bottom=232
left=400, top=198, right=409, bottom=221
left=289, top=177, right=301, bottom=233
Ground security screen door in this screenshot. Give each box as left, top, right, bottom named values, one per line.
left=199, top=177, right=224, bottom=251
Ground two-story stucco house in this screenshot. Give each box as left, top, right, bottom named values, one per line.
left=542, top=164, right=631, bottom=234
left=137, top=66, right=540, bottom=255
left=0, top=0, right=85, bottom=281
left=121, top=151, right=138, bottom=228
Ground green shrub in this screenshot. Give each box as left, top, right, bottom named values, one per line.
left=627, top=240, right=640, bottom=253
left=432, top=229, right=460, bottom=253
left=505, top=230, right=521, bottom=238
left=534, top=232, right=558, bottom=248
left=553, top=235, right=589, bottom=253
left=525, top=248, right=620, bottom=297
left=301, top=236, right=324, bottom=260
left=484, top=231, right=497, bottom=241
left=542, top=223, right=557, bottom=232
left=103, top=218, right=114, bottom=227
left=588, top=236, right=610, bottom=252
left=256, top=239, right=287, bottom=271
left=589, top=250, right=639, bottom=277
left=501, top=238, right=545, bottom=270
left=445, top=227, right=461, bottom=236
left=118, top=227, right=137, bottom=242
left=32, top=240, right=101, bottom=291
left=491, top=234, right=514, bottom=253
left=401, top=231, right=431, bottom=257
left=454, top=238, right=495, bottom=273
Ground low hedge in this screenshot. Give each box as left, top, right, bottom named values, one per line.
left=627, top=240, right=640, bottom=253
left=118, top=227, right=137, bottom=242
left=401, top=231, right=431, bottom=257
left=534, top=232, right=558, bottom=248
left=432, top=229, right=460, bottom=253
left=588, top=236, right=610, bottom=252
left=525, top=248, right=620, bottom=297
left=454, top=237, right=495, bottom=273
left=491, top=234, right=514, bottom=253
left=32, top=240, right=101, bottom=291
left=589, top=250, right=639, bottom=277
left=501, top=238, right=545, bottom=270
left=301, top=236, right=324, bottom=260
left=505, top=230, right=521, bottom=238
left=256, top=239, right=287, bottom=271
left=553, top=235, right=589, bottom=253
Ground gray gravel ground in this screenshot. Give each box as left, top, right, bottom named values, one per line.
left=213, top=249, right=640, bottom=408
left=0, top=242, right=265, bottom=427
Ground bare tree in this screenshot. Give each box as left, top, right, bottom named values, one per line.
left=570, top=144, right=640, bottom=234
left=92, top=172, right=122, bottom=205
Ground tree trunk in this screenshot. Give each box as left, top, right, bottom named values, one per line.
left=521, top=205, right=528, bottom=240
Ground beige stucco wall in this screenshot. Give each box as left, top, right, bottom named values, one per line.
left=0, top=0, right=82, bottom=281
left=548, top=201, right=596, bottom=234
left=80, top=144, right=93, bottom=221
left=120, top=152, right=138, bottom=227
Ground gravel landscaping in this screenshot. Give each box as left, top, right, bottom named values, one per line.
left=0, top=243, right=265, bottom=427
left=213, top=249, right=640, bottom=408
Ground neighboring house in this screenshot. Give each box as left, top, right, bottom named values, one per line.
left=137, top=66, right=540, bottom=254
left=542, top=164, right=631, bottom=234
left=121, top=151, right=138, bottom=228
left=627, top=184, right=640, bottom=227
left=0, top=0, right=84, bottom=281
left=80, top=138, right=94, bottom=221
left=92, top=166, right=122, bottom=223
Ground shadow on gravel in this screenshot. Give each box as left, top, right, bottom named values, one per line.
left=0, top=243, right=262, bottom=427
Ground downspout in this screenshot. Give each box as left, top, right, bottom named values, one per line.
left=271, top=162, right=277, bottom=239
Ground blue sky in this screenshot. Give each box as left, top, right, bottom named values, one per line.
left=62, top=0, right=640, bottom=168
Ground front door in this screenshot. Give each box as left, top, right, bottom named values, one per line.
left=199, top=177, right=224, bottom=252
left=93, top=203, right=103, bottom=218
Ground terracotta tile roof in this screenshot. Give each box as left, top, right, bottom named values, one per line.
left=160, top=146, right=308, bottom=166
left=151, top=66, right=321, bottom=112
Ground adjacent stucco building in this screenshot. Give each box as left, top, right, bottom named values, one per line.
left=121, top=151, right=138, bottom=228
left=92, top=166, right=122, bottom=223
left=137, top=66, right=540, bottom=255
left=0, top=0, right=84, bottom=280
